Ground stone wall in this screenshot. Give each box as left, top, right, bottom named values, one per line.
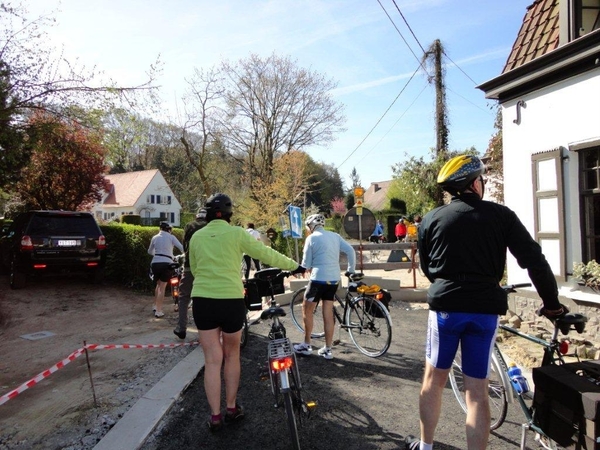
left=504, top=292, right=600, bottom=360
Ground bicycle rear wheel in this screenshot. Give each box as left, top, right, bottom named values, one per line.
left=283, top=390, right=301, bottom=450
left=448, top=345, right=508, bottom=430
left=290, top=287, right=325, bottom=338
left=345, top=296, right=392, bottom=357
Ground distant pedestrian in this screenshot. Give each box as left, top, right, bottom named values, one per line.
left=148, top=222, right=184, bottom=318
left=395, top=219, right=407, bottom=241
left=370, top=219, right=385, bottom=243
left=173, top=209, right=207, bottom=339
left=243, top=223, right=262, bottom=279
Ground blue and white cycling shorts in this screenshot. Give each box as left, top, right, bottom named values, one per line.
left=425, top=310, right=499, bottom=379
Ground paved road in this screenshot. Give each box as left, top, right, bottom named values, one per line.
left=142, top=300, right=548, bottom=450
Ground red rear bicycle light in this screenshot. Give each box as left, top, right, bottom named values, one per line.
left=20, top=236, right=33, bottom=251
left=170, top=278, right=178, bottom=285
left=559, top=341, right=569, bottom=355
left=271, top=356, right=293, bottom=372
left=375, top=292, right=384, bottom=300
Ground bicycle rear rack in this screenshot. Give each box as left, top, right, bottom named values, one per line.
left=269, top=337, right=293, bottom=360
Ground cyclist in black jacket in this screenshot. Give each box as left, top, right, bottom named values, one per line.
left=173, top=209, right=207, bottom=339
left=405, top=154, right=567, bottom=450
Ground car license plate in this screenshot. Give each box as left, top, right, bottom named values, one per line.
left=57, top=240, right=80, bottom=247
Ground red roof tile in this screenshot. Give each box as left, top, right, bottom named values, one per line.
left=503, top=0, right=560, bottom=73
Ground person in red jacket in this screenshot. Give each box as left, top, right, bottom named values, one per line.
left=395, top=219, right=407, bottom=242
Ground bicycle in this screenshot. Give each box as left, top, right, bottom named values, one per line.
left=448, top=283, right=589, bottom=449
left=289, top=272, right=393, bottom=357
left=254, top=268, right=316, bottom=450
left=368, top=235, right=386, bottom=262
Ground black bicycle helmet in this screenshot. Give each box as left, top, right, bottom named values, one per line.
left=205, top=193, right=233, bottom=222
left=437, top=155, right=485, bottom=194
left=159, top=221, right=172, bottom=231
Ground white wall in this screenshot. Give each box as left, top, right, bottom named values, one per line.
left=502, top=70, right=600, bottom=284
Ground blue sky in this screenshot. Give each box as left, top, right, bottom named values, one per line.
left=25, top=0, right=531, bottom=189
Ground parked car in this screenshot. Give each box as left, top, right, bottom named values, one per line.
left=0, top=210, right=107, bottom=289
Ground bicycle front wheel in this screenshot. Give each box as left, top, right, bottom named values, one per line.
left=290, top=287, right=325, bottom=338
left=345, top=296, right=392, bottom=357
left=283, top=390, right=301, bottom=450
left=448, top=345, right=508, bottom=430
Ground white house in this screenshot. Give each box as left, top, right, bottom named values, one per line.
left=91, top=169, right=182, bottom=226
left=478, top=0, right=600, bottom=305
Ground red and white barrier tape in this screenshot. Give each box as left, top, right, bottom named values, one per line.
left=0, top=341, right=199, bottom=406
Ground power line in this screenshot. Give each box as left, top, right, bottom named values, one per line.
left=336, top=64, right=421, bottom=171
left=390, top=0, right=427, bottom=55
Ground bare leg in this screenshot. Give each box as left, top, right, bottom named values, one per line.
left=199, top=328, right=224, bottom=415
left=321, top=299, right=334, bottom=348
left=222, top=329, right=242, bottom=408
left=464, top=375, right=490, bottom=450
left=155, top=280, right=167, bottom=313
left=302, top=300, right=317, bottom=345
left=419, top=362, right=450, bottom=446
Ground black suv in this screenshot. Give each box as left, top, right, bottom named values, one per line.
left=0, top=210, right=107, bottom=289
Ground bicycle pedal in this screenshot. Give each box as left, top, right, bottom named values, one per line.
left=306, top=400, right=317, bottom=409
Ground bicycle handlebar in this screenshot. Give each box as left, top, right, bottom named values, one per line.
left=501, top=283, right=532, bottom=293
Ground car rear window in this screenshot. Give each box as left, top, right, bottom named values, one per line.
left=27, top=214, right=101, bottom=237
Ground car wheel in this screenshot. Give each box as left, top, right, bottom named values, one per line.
left=10, top=259, right=26, bottom=289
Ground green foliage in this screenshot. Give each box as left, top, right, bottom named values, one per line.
left=181, top=212, right=196, bottom=227
left=16, top=113, right=110, bottom=210
left=100, top=223, right=184, bottom=293
left=573, top=260, right=600, bottom=289
left=121, top=214, right=141, bottom=225
left=485, top=107, right=504, bottom=203
left=390, top=148, right=479, bottom=214
left=389, top=198, right=406, bottom=213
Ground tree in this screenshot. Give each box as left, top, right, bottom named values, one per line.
left=0, top=3, right=158, bottom=189
left=349, top=167, right=361, bottom=190
left=15, top=113, right=110, bottom=210
left=238, top=150, right=310, bottom=228
left=389, top=147, right=479, bottom=213
left=219, top=53, right=346, bottom=192
left=485, top=107, right=504, bottom=203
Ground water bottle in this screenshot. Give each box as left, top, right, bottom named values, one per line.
left=507, top=362, right=530, bottom=394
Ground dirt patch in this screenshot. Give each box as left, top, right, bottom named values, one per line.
left=0, top=274, right=196, bottom=450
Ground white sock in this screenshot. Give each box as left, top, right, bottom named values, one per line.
left=420, top=442, right=433, bottom=450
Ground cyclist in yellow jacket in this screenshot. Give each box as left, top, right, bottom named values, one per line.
left=189, top=193, right=305, bottom=432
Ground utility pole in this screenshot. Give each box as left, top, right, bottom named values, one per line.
left=422, top=39, right=448, bottom=155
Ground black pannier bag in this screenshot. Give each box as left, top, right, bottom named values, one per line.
left=243, top=278, right=265, bottom=311
left=244, top=268, right=286, bottom=311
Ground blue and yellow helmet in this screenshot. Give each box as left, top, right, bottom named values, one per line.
left=437, top=155, right=485, bottom=193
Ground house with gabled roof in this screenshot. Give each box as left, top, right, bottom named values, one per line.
left=90, top=169, right=182, bottom=226
left=364, top=180, right=392, bottom=212
left=478, top=0, right=599, bottom=303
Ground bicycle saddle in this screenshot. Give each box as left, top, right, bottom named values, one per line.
left=261, top=306, right=287, bottom=321
left=557, top=313, right=588, bottom=334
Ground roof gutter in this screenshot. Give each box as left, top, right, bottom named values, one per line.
left=477, top=29, right=600, bottom=102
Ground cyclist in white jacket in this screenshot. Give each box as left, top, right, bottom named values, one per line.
left=293, top=214, right=356, bottom=360
left=148, top=222, right=183, bottom=318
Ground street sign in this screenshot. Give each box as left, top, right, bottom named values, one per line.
left=288, top=205, right=303, bottom=239
left=279, top=215, right=291, bottom=238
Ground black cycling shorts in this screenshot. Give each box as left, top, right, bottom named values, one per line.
left=151, top=262, right=174, bottom=282
left=305, top=281, right=339, bottom=302
left=192, top=297, right=246, bottom=333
